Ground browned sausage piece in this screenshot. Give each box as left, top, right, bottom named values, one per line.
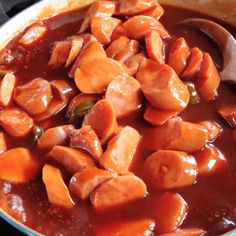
left=118, top=0, right=157, bottom=15
left=37, top=125, right=74, bottom=151
left=82, top=99, right=118, bottom=144
left=194, top=144, right=226, bottom=175
left=90, top=175, right=147, bottom=210
left=70, top=126, right=103, bottom=159
left=154, top=192, right=188, bottom=233
left=48, top=41, right=71, bottom=67
left=99, top=126, right=141, bottom=174
left=218, top=104, right=236, bottom=128
left=159, top=228, right=206, bottom=236
left=146, top=118, right=208, bottom=152
left=143, top=149, right=198, bottom=189
left=0, top=132, right=7, bottom=155
left=167, top=37, right=190, bottom=75
left=195, top=53, right=220, bottom=101
left=198, top=121, right=222, bottom=141
left=137, top=60, right=189, bottom=111
left=96, top=218, right=155, bottom=236
left=14, top=78, right=52, bottom=115
left=42, top=164, right=74, bottom=209
left=69, top=167, right=114, bottom=199
left=140, top=3, right=164, bottom=20
left=105, top=75, right=143, bottom=119
left=48, top=145, right=95, bottom=174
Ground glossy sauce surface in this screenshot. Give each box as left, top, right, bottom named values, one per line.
left=0, top=5, right=236, bottom=236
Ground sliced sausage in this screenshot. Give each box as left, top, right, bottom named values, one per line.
left=19, top=25, right=47, bottom=46
left=195, top=53, right=220, bottom=101
left=154, top=192, right=188, bottom=233
left=65, top=36, right=84, bottom=67
left=48, top=145, right=95, bottom=174
left=0, top=132, right=7, bottom=155
left=137, top=60, right=190, bottom=111
left=144, top=103, right=179, bottom=126
left=96, top=218, right=155, bottom=236
left=69, top=40, right=106, bottom=78
left=140, top=3, right=164, bottom=20
left=181, top=47, right=203, bottom=78
left=37, top=125, right=74, bottom=151
left=147, top=118, right=208, bottom=152
left=69, top=167, right=114, bottom=199
left=48, top=41, right=71, bottom=67
left=70, top=126, right=103, bottom=160
left=111, top=24, right=128, bottom=41
left=194, top=144, right=226, bottom=175
left=105, top=75, right=143, bottom=118
left=99, top=126, right=141, bottom=174
left=118, top=0, right=156, bottom=15
left=145, top=30, right=164, bottom=63
left=78, top=1, right=117, bottom=34
left=106, top=36, right=130, bottom=58
left=123, top=16, right=169, bottom=40
left=0, top=73, right=16, bottom=107
left=74, top=58, right=125, bottom=94
left=218, top=104, right=236, bottom=128
left=0, top=108, right=33, bottom=137
left=14, top=78, right=52, bottom=115
left=42, top=164, right=74, bottom=209
left=159, top=228, right=206, bottom=236
left=90, top=175, right=147, bottom=210
left=83, top=99, right=118, bottom=144
left=0, top=148, right=41, bottom=183
left=143, top=149, right=198, bottom=189
left=91, top=16, right=121, bottom=45
left=167, top=38, right=190, bottom=75
left=198, top=121, right=222, bottom=141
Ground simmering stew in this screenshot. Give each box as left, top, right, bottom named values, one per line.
left=0, top=1, right=236, bottom=235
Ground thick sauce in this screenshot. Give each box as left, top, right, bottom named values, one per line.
left=0, top=5, right=236, bottom=236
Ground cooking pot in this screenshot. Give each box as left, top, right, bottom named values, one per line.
left=0, top=0, right=235, bottom=235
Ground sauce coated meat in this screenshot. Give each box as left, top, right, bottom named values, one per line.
left=0, top=1, right=236, bottom=236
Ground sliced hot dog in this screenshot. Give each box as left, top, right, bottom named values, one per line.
left=69, top=167, right=113, bottom=199
left=118, top=0, right=157, bottom=15
left=0, top=73, right=16, bottom=107
left=137, top=60, right=190, bottom=111
left=218, top=104, right=236, bottom=128
left=195, top=53, right=220, bottom=101
left=198, top=121, right=222, bottom=141
left=91, top=16, right=121, bottom=45
left=147, top=118, right=208, bottom=152
left=14, top=78, right=52, bottom=115
left=106, top=36, right=130, bottom=59
left=74, top=58, right=125, bottom=94
left=48, top=145, right=95, bottom=174
left=78, top=1, right=117, bottom=34
left=96, top=218, right=155, bottom=236
left=105, top=75, right=143, bottom=118
left=194, top=144, right=226, bottom=175
left=99, top=126, right=141, bottom=174
left=154, top=192, right=188, bottom=233
left=167, top=38, right=190, bottom=75
left=90, top=175, right=147, bottom=210
left=111, top=24, right=128, bottom=41
left=0, top=148, right=41, bottom=183
left=159, top=228, right=206, bottom=236
left=70, top=126, right=103, bottom=159
left=123, top=16, right=169, bottom=40
left=69, top=40, right=106, bottom=78
left=37, top=125, right=74, bottom=151
left=42, top=164, right=74, bottom=209
left=82, top=99, right=118, bottom=144
left=143, top=149, right=198, bottom=189
left=181, top=47, right=203, bottom=78
left=0, top=108, right=33, bottom=137
left=145, top=30, right=164, bottom=63
left=0, top=132, right=7, bottom=155
left=140, top=3, right=164, bottom=20
left=48, top=41, right=71, bottom=67
left=144, top=103, right=179, bottom=126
